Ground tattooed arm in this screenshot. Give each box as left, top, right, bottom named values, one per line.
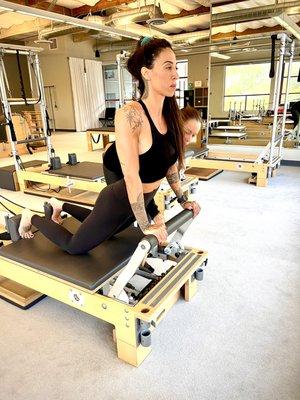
left=166, top=163, right=201, bottom=217
left=114, top=103, right=150, bottom=231
left=166, top=163, right=184, bottom=198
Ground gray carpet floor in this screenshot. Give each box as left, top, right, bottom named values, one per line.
left=0, top=135, right=299, bottom=400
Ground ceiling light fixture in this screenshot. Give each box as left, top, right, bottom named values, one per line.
left=146, top=2, right=167, bottom=26
left=273, top=13, right=300, bottom=40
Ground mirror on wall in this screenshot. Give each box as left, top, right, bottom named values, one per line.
left=208, top=2, right=300, bottom=150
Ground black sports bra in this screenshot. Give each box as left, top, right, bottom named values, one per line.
left=103, top=100, right=178, bottom=183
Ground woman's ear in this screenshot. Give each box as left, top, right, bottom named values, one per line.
left=141, top=66, right=150, bottom=81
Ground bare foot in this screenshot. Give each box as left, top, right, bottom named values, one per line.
left=48, top=197, right=63, bottom=224
left=18, top=209, right=34, bottom=239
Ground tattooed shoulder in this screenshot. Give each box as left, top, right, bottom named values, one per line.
left=123, top=103, right=143, bottom=132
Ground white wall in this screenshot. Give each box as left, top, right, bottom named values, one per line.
left=177, top=53, right=210, bottom=87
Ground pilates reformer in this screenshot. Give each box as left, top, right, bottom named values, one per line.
left=209, top=130, right=247, bottom=144
left=0, top=208, right=208, bottom=366
left=17, top=160, right=107, bottom=206
left=16, top=158, right=199, bottom=211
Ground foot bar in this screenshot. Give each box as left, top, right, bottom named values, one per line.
left=108, top=210, right=194, bottom=299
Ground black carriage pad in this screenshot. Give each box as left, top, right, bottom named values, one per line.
left=0, top=218, right=143, bottom=291
left=47, top=162, right=104, bottom=180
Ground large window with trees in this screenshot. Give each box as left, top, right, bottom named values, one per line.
left=224, top=61, right=300, bottom=112
left=224, top=63, right=271, bottom=112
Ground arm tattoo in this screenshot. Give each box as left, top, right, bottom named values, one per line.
left=166, top=172, right=179, bottom=185
left=166, top=168, right=183, bottom=198
left=124, top=106, right=143, bottom=132
left=131, top=192, right=150, bottom=231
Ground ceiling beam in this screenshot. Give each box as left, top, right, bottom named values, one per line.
left=212, top=0, right=251, bottom=6
left=164, top=6, right=209, bottom=20
left=212, top=1, right=300, bottom=26
left=211, top=23, right=300, bottom=40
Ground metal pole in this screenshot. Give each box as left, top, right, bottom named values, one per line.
left=0, top=51, right=19, bottom=171
left=32, top=52, right=53, bottom=162
left=1, top=58, right=11, bottom=97
left=205, top=5, right=212, bottom=148
left=279, top=38, right=294, bottom=159
left=48, top=87, right=56, bottom=131
left=268, top=33, right=286, bottom=176
left=27, top=55, right=34, bottom=97
left=116, top=53, right=125, bottom=108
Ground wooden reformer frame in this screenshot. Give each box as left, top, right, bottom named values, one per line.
left=0, top=210, right=208, bottom=367
left=16, top=163, right=199, bottom=210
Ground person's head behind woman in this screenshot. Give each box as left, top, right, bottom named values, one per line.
left=180, top=105, right=201, bottom=146
left=127, top=37, right=184, bottom=169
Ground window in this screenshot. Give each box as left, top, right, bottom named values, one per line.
left=281, top=61, right=300, bottom=103
left=176, top=60, right=188, bottom=108
left=224, top=63, right=271, bottom=112
left=103, top=64, right=133, bottom=108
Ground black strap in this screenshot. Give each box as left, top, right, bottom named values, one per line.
left=138, top=100, right=157, bottom=133
left=45, top=109, right=52, bottom=136
left=16, top=50, right=29, bottom=106
left=8, top=113, right=16, bottom=142
left=269, top=34, right=277, bottom=78
left=92, top=133, right=101, bottom=144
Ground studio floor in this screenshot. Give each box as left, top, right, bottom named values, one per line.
left=0, top=132, right=300, bottom=400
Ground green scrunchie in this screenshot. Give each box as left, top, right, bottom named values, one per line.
left=141, top=36, right=153, bottom=46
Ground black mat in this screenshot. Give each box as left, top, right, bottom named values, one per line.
left=0, top=160, right=47, bottom=173
left=0, top=218, right=143, bottom=291
left=47, top=162, right=104, bottom=180
left=0, top=160, right=47, bottom=191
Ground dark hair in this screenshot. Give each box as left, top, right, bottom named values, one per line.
left=181, top=105, right=201, bottom=124
left=127, top=38, right=184, bottom=169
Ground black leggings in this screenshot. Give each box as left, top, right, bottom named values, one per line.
left=103, top=164, right=159, bottom=220
left=31, top=179, right=155, bottom=255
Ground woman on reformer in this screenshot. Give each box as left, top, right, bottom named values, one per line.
left=103, top=103, right=202, bottom=228
left=18, top=37, right=201, bottom=254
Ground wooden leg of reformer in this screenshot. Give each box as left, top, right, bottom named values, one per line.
left=16, top=171, right=26, bottom=192
left=256, top=171, right=268, bottom=187
left=114, top=323, right=152, bottom=367
left=183, top=277, right=198, bottom=302
left=87, top=132, right=93, bottom=151
left=103, top=135, right=110, bottom=148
